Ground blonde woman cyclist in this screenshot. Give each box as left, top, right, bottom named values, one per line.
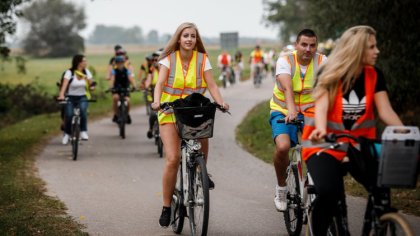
left=151, top=22, right=229, bottom=228
left=302, top=25, right=403, bottom=235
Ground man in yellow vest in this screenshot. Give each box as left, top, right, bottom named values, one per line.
left=270, top=29, right=327, bottom=211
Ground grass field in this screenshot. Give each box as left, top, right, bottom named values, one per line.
left=236, top=100, right=420, bottom=216
left=1, top=47, right=254, bottom=94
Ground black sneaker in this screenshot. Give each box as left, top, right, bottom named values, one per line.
left=159, top=206, right=171, bottom=228
left=208, top=175, right=215, bottom=190
left=112, top=114, right=118, bottom=123
left=147, top=130, right=153, bottom=139
left=127, top=115, right=132, bottom=124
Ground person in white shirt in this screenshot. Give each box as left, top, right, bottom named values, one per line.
left=58, top=54, right=95, bottom=144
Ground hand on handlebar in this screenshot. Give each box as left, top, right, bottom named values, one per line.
left=309, top=128, right=326, bottom=142
left=151, top=102, right=160, bottom=111
left=285, top=110, right=298, bottom=123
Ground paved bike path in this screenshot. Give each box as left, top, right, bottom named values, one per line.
left=37, top=79, right=420, bottom=235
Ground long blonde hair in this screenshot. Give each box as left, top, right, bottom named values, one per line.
left=313, top=25, right=377, bottom=106
left=159, top=22, right=207, bottom=61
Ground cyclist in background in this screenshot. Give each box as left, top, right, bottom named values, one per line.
left=107, top=45, right=134, bottom=80
left=234, top=50, right=243, bottom=81
left=58, top=54, right=96, bottom=144
left=302, top=26, right=403, bottom=235
left=146, top=50, right=162, bottom=138
left=249, top=45, right=264, bottom=81
left=217, top=50, right=232, bottom=86
left=269, top=29, right=326, bottom=212
left=110, top=55, right=137, bottom=124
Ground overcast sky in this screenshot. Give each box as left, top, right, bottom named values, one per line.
left=66, top=0, right=278, bottom=39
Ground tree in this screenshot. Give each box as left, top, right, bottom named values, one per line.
left=88, top=25, right=143, bottom=44
left=146, top=30, right=159, bottom=45
left=21, top=0, right=86, bottom=57
left=0, top=0, right=30, bottom=58
left=263, top=0, right=420, bottom=125
left=263, top=0, right=308, bottom=43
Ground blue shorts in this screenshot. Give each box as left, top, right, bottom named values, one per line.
left=269, top=112, right=304, bottom=147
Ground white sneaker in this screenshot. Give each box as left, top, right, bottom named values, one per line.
left=62, top=134, right=70, bottom=145
left=80, top=131, right=89, bottom=140
left=274, top=185, right=287, bottom=212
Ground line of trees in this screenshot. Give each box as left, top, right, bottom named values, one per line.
left=87, top=25, right=171, bottom=45
left=263, top=0, right=419, bottom=125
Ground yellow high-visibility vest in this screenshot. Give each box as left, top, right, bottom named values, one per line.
left=270, top=51, right=324, bottom=115
left=158, top=50, right=207, bottom=124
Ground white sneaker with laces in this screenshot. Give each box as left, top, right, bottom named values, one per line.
left=62, top=134, right=70, bottom=145
left=274, top=185, right=287, bottom=212
left=80, top=131, right=89, bottom=140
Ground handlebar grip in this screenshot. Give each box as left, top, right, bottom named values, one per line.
left=324, top=133, right=337, bottom=143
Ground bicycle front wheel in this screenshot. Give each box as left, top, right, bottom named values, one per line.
left=370, top=212, right=414, bottom=236
left=157, top=137, right=163, bottom=158
left=188, top=154, right=209, bottom=236
left=171, top=163, right=185, bottom=234
left=119, top=104, right=126, bottom=139
left=284, top=164, right=303, bottom=236
left=71, top=119, right=80, bottom=161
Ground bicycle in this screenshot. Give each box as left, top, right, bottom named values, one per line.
left=107, top=87, right=136, bottom=139
left=279, top=118, right=341, bottom=236
left=277, top=118, right=311, bottom=236
left=317, top=127, right=418, bottom=236
left=58, top=98, right=96, bottom=161
left=160, top=97, right=228, bottom=236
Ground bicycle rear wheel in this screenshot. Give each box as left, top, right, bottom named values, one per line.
left=71, top=118, right=80, bottom=161
left=284, top=164, right=303, bottom=236
left=119, top=104, right=126, bottom=139
left=370, top=212, right=414, bottom=236
left=188, top=154, right=209, bottom=236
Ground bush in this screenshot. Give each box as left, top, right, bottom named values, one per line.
left=0, top=83, right=57, bottom=129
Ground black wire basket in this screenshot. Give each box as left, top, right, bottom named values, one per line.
left=172, top=105, right=216, bottom=139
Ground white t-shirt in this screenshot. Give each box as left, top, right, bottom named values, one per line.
left=275, top=54, right=327, bottom=76
left=63, top=69, right=93, bottom=96
left=159, top=56, right=212, bottom=75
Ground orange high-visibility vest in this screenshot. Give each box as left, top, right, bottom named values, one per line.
left=270, top=51, right=324, bottom=115
left=301, top=66, right=378, bottom=162
left=158, top=50, right=207, bottom=124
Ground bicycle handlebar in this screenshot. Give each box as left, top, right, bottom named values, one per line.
left=105, top=87, right=139, bottom=93
left=276, top=118, right=304, bottom=125
left=159, top=102, right=231, bottom=114
left=57, top=98, right=97, bottom=105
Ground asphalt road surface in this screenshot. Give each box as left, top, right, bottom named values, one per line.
left=37, top=78, right=420, bottom=235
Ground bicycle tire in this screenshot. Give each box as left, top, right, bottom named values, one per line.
left=369, top=212, right=414, bottom=236
left=157, top=137, right=163, bottom=158
left=284, top=164, right=303, bottom=236
left=119, top=103, right=126, bottom=139
left=71, top=117, right=80, bottom=161
left=171, top=189, right=185, bottom=234
left=188, top=154, right=209, bottom=236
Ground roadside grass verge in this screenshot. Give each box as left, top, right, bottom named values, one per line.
left=235, top=100, right=420, bottom=216
left=0, top=95, right=143, bottom=235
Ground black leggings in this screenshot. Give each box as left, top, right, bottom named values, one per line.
left=306, top=145, right=390, bottom=236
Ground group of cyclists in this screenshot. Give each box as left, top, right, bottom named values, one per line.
left=56, top=22, right=412, bottom=235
